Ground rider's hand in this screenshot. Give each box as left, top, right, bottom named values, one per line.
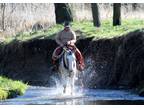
left=67, top=41, right=71, bottom=45
left=67, top=41, right=75, bottom=46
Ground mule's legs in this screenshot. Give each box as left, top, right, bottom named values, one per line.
left=70, top=74, right=75, bottom=95
left=60, top=68, right=67, bottom=94
left=70, top=84, right=73, bottom=95
left=70, top=79, right=73, bottom=95
left=62, top=76, right=67, bottom=94
left=63, top=84, right=66, bottom=94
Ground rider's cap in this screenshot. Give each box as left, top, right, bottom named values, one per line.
left=64, top=21, right=71, bottom=28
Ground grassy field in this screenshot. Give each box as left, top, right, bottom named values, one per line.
left=0, top=76, right=28, bottom=100
left=5, top=19, right=144, bottom=42
left=3, top=19, right=144, bottom=43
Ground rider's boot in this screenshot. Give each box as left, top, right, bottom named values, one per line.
left=77, top=63, right=85, bottom=71
left=51, top=65, right=58, bottom=71
left=51, top=59, right=59, bottom=71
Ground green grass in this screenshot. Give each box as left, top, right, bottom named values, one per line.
left=0, top=76, right=28, bottom=100
left=72, top=19, right=144, bottom=39
left=3, top=19, right=144, bottom=43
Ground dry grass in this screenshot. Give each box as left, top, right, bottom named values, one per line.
left=0, top=3, right=144, bottom=37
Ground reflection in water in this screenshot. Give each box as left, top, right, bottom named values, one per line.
left=1, top=86, right=144, bottom=105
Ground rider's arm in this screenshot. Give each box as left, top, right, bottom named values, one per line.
left=55, top=32, right=64, bottom=47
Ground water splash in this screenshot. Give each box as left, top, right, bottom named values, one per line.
left=50, top=74, right=84, bottom=97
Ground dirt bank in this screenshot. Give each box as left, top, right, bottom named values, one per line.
left=0, top=29, right=144, bottom=89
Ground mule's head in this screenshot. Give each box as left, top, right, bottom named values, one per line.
left=64, top=49, right=77, bottom=72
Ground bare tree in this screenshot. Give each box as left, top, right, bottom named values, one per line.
left=113, top=3, right=121, bottom=26
left=54, top=3, right=73, bottom=24
left=91, top=3, right=101, bottom=27
left=1, top=3, right=6, bottom=31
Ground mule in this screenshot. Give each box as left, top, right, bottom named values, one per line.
left=59, top=46, right=77, bottom=95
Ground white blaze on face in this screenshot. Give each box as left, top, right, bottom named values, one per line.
left=67, top=51, right=76, bottom=71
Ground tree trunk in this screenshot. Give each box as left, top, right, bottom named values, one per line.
left=54, top=3, right=73, bottom=24
left=132, top=3, right=137, bottom=11
left=91, top=3, right=101, bottom=27
left=1, top=3, right=6, bottom=31
left=113, top=3, right=121, bottom=26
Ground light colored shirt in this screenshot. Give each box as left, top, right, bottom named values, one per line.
left=55, top=28, right=76, bottom=46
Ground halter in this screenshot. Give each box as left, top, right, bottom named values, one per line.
left=62, top=46, right=76, bottom=70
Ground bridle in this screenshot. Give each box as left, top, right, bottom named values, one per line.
left=61, top=45, right=76, bottom=70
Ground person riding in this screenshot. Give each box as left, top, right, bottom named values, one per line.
left=52, top=21, right=85, bottom=71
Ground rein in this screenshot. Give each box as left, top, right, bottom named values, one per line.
left=63, top=48, right=68, bottom=69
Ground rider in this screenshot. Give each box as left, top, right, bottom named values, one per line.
left=52, top=21, right=85, bottom=71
